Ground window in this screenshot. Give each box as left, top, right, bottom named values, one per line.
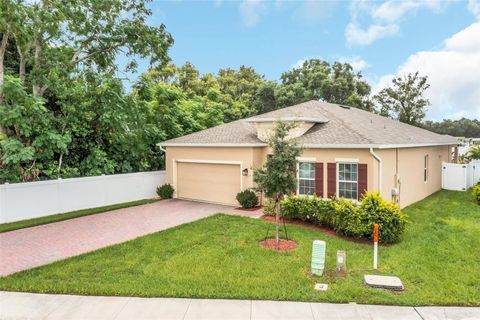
left=298, top=162, right=315, bottom=195
left=424, top=155, right=429, bottom=182
left=338, top=163, right=358, bottom=200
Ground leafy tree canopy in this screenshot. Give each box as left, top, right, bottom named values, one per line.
left=423, top=118, right=480, bottom=138
left=278, top=59, right=373, bottom=111
left=374, top=72, right=430, bottom=126
left=0, top=0, right=173, bottom=182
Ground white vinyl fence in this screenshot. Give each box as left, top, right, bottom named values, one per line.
left=442, top=160, right=480, bottom=191
left=0, top=171, right=166, bottom=223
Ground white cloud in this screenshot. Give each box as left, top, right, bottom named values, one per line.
left=345, top=22, right=399, bottom=46
left=239, top=0, right=266, bottom=27
left=346, top=0, right=454, bottom=46
left=372, top=0, right=448, bottom=22
left=373, top=23, right=480, bottom=120
left=339, top=56, right=369, bottom=71
left=468, top=0, right=480, bottom=20
left=292, top=0, right=337, bottom=24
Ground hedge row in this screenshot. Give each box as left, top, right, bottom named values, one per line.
left=280, top=192, right=408, bottom=244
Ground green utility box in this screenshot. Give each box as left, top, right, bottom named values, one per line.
left=311, top=240, right=326, bottom=276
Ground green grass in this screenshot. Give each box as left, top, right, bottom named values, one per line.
left=0, top=199, right=158, bottom=233
left=0, top=190, right=478, bottom=306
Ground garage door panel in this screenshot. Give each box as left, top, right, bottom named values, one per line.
left=177, top=162, right=240, bottom=205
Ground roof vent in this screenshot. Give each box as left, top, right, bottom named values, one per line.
left=339, top=105, right=350, bottom=109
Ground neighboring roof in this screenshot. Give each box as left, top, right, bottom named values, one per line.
left=159, top=100, right=459, bottom=149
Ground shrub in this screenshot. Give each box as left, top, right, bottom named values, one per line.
left=281, top=195, right=312, bottom=221
left=280, top=196, right=336, bottom=226
left=156, top=183, right=174, bottom=199
left=467, top=145, right=480, bottom=161
left=279, top=192, right=407, bottom=243
left=472, top=183, right=480, bottom=205
left=315, top=197, right=337, bottom=227
left=333, top=198, right=366, bottom=238
left=263, top=198, right=277, bottom=216
left=359, top=192, right=408, bottom=243
left=236, top=189, right=259, bottom=209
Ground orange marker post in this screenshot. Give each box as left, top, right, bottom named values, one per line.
left=373, top=224, right=379, bottom=270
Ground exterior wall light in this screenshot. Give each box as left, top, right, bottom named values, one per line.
left=242, top=168, right=248, bottom=176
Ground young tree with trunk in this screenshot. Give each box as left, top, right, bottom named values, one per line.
left=254, top=121, right=301, bottom=247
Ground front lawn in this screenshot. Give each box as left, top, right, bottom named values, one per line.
left=0, top=190, right=478, bottom=306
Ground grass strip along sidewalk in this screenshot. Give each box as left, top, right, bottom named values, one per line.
left=0, top=199, right=157, bottom=233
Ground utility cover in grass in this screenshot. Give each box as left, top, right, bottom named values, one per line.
left=364, top=275, right=404, bottom=291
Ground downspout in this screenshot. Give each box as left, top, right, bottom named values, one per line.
left=369, top=148, right=382, bottom=194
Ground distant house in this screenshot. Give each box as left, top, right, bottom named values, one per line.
left=158, top=101, right=458, bottom=208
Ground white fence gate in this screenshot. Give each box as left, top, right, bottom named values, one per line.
left=0, top=171, right=166, bottom=223
left=442, top=160, right=480, bottom=191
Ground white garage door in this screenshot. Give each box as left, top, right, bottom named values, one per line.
left=176, top=162, right=241, bottom=206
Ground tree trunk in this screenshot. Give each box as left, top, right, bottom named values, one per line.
left=18, top=52, right=26, bottom=82
left=32, top=37, right=42, bottom=96
left=57, top=152, right=63, bottom=177
left=275, top=195, right=281, bottom=248
left=0, top=31, right=9, bottom=134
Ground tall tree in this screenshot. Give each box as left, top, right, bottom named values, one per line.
left=0, top=0, right=174, bottom=182
left=254, top=121, right=301, bottom=247
left=277, top=59, right=373, bottom=111
left=217, top=66, right=266, bottom=121
left=254, top=81, right=277, bottom=114
left=1, top=0, right=173, bottom=98
left=374, top=72, right=430, bottom=125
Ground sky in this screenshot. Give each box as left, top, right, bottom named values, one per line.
left=129, top=0, right=480, bottom=121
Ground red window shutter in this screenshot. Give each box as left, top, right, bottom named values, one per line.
left=327, top=163, right=336, bottom=198
left=315, top=163, right=324, bottom=197
left=358, top=164, right=368, bottom=199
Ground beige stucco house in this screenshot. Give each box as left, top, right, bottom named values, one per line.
left=158, top=101, right=458, bottom=208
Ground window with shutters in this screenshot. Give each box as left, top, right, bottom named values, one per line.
left=338, top=163, right=358, bottom=200
left=298, top=162, right=315, bottom=195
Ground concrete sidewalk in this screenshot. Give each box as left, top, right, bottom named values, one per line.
left=1, top=292, right=479, bottom=320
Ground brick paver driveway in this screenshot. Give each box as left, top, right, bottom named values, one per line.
left=0, top=199, right=262, bottom=276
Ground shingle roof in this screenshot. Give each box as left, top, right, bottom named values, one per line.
left=159, top=100, right=458, bottom=148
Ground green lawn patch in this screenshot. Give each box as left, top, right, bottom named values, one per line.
left=0, top=199, right=158, bottom=233
left=0, top=190, right=478, bottom=306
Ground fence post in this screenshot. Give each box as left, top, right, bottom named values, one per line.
left=0, top=183, right=7, bottom=223
left=101, top=174, right=107, bottom=207
left=56, top=178, right=62, bottom=214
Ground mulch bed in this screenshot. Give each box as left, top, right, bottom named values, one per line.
left=235, top=206, right=263, bottom=211
left=261, top=215, right=378, bottom=246
left=259, top=238, right=298, bottom=251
